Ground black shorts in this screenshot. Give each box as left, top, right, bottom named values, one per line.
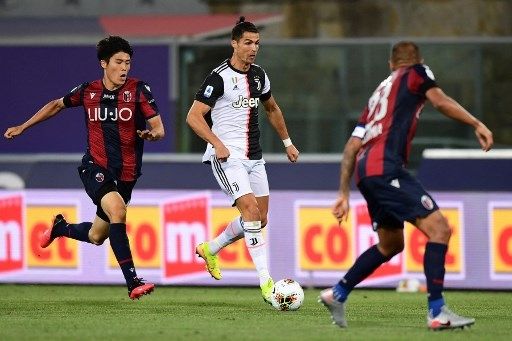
left=357, top=169, right=438, bottom=230
left=78, top=158, right=136, bottom=221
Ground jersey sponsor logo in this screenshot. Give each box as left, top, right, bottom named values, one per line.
left=232, top=95, right=259, bottom=109
left=123, top=91, right=132, bottom=102
left=87, top=107, right=133, bottom=122
left=204, top=85, right=213, bottom=98
left=102, top=94, right=115, bottom=100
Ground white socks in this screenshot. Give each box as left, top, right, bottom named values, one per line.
left=207, top=216, right=244, bottom=255
left=207, top=217, right=271, bottom=286
left=243, top=221, right=271, bottom=286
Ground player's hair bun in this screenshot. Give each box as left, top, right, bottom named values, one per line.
left=236, top=16, right=246, bottom=25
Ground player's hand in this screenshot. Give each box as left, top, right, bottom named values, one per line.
left=214, top=144, right=230, bottom=163
left=4, top=126, right=24, bottom=139
left=474, top=122, right=493, bottom=152
left=137, top=129, right=159, bottom=141
left=332, top=196, right=350, bottom=224
left=285, top=145, right=299, bottom=163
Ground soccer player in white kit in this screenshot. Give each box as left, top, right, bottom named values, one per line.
left=186, top=16, right=300, bottom=303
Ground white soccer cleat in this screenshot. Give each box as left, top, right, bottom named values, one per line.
left=427, top=305, right=475, bottom=330
left=318, top=288, right=347, bottom=328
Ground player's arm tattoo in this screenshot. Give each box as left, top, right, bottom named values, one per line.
left=340, top=137, right=361, bottom=196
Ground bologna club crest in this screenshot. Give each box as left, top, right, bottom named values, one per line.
left=123, top=91, right=132, bottom=102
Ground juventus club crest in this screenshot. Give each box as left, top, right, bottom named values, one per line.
left=254, top=76, right=261, bottom=91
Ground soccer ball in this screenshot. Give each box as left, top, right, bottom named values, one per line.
left=270, top=279, right=304, bottom=311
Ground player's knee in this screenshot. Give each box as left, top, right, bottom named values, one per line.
left=107, top=205, right=127, bottom=223
left=240, top=205, right=261, bottom=222
left=379, top=242, right=403, bottom=259
left=89, top=232, right=108, bottom=245
left=428, top=214, right=451, bottom=242
left=90, top=236, right=107, bottom=245
left=390, top=241, right=404, bottom=256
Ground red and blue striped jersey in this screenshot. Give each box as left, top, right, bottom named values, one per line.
left=353, top=64, right=437, bottom=183
left=63, top=78, right=159, bottom=181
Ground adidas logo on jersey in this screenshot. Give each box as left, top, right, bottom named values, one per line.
left=232, top=95, right=259, bottom=109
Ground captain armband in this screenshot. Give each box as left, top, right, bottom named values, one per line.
left=351, top=126, right=366, bottom=139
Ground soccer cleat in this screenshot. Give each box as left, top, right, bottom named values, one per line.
left=427, top=305, right=475, bottom=330
left=40, top=214, right=67, bottom=248
left=128, top=277, right=155, bottom=300
left=318, top=288, right=348, bottom=328
left=260, top=278, right=274, bottom=305
left=195, top=242, right=222, bottom=280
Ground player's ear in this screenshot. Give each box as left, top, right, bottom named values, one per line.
left=231, top=39, right=237, bottom=49
left=100, top=59, right=107, bottom=69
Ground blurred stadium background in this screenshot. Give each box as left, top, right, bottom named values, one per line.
left=1, top=0, right=512, bottom=292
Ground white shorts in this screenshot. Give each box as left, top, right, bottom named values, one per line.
left=210, top=156, right=270, bottom=202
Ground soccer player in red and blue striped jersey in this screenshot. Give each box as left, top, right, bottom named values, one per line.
left=4, top=36, right=164, bottom=299
left=319, top=41, right=493, bottom=330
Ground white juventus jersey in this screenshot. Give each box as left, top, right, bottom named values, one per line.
left=195, top=59, right=271, bottom=163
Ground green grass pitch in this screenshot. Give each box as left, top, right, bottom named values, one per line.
left=1, top=285, right=511, bottom=340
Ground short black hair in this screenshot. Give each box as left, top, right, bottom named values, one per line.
left=231, top=16, right=258, bottom=41
left=391, top=41, right=422, bottom=65
left=96, top=36, right=133, bottom=62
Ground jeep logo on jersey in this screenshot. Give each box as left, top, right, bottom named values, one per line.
left=232, top=95, right=259, bottom=109
left=87, top=108, right=133, bottom=122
